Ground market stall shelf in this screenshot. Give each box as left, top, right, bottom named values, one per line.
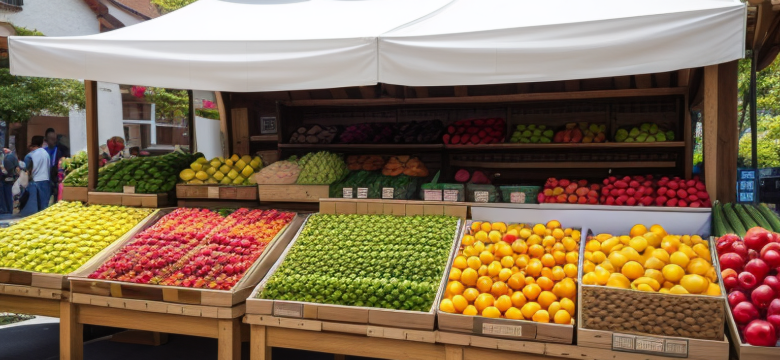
left=88, top=192, right=172, bottom=208
left=257, top=184, right=329, bottom=203
left=61, top=187, right=89, bottom=202
left=176, top=184, right=258, bottom=201
left=319, top=198, right=468, bottom=219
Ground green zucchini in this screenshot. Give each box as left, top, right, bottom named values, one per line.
left=735, top=204, right=759, bottom=230
left=758, top=203, right=780, bottom=232
left=724, top=203, right=747, bottom=237
left=744, top=204, right=773, bottom=231
left=712, top=203, right=728, bottom=237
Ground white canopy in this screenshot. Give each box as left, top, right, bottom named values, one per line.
left=10, top=0, right=745, bottom=92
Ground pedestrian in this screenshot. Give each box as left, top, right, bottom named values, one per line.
left=44, top=128, right=69, bottom=203
left=1, top=146, right=19, bottom=214
left=22, top=136, right=51, bottom=214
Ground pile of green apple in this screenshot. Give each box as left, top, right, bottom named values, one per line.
left=615, top=123, right=675, bottom=143
left=510, top=124, right=554, bottom=143
left=0, top=202, right=153, bottom=274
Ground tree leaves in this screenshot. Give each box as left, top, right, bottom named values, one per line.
left=0, top=68, right=85, bottom=123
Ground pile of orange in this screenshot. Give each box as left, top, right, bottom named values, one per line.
left=440, top=221, right=579, bottom=324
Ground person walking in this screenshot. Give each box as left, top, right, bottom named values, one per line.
left=1, top=146, right=19, bottom=214
left=44, top=128, right=69, bottom=203
left=24, top=136, right=51, bottom=214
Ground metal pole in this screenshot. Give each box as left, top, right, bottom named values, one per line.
left=751, top=51, right=759, bottom=204
left=187, top=90, right=195, bottom=153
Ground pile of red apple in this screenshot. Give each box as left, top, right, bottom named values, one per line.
left=718, top=228, right=780, bottom=347
left=600, top=175, right=655, bottom=206
left=537, top=178, right=600, bottom=204
left=442, top=118, right=506, bottom=145
left=653, top=176, right=710, bottom=208
left=597, top=175, right=710, bottom=208
left=89, top=208, right=294, bottom=291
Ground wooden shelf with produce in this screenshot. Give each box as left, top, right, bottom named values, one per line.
left=250, top=135, right=278, bottom=142
left=449, top=160, right=677, bottom=169
left=277, top=143, right=444, bottom=151
left=445, top=141, right=685, bottom=151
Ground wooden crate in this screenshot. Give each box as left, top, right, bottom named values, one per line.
left=434, top=219, right=581, bottom=345
left=724, top=271, right=780, bottom=359
left=320, top=198, right=468, bottom=219
left=176, top=184, right=258, bottom=200
left=0, top=210, right=159, bottom=294
left=257, top=184, right=329, bottom=203
left=61, top=186, right=88, bottom=202
left=69, top=213, right=305, bottom=307
left=245, top=213, right=464, bottom=331
left=88, top=192, right=171, bottom=208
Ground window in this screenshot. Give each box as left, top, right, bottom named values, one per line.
left=0, top=0, right=23, bottom=6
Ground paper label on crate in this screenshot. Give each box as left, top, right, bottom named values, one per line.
left=273, top=303, right=303, bottom=318
left=342, top=188, right=353, bottom=198
left=123, top=186, right=135, bottom=194
left=481, top=323, right=522, bottom=337
left=382, top=187, right=394, bottom=199
left=207, top=187, right=220, bottom=199
left=423, top=189, right=442, bottom=201
left=443, top=189, right=459, bottom=202
left=473, top=191, right=489, bottom=203
left=510, top=192, right=526, bottom=204
left=612, top=334, right=688, bottom=358
left=357, top=188, right=368, bottom=199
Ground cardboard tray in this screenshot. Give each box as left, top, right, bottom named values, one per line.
left=0, top=209, right=160, bottom=295
left=61, top=187, right=89, bottom=202
left=69, top=210, right=305, bottom=307
left=89, top=191, right=171, bottom=208
left=245, top=215, right=463, bottom=331
left=176, top=184, right=258, bottom=200
left=435, top=219, right=583, bottom=345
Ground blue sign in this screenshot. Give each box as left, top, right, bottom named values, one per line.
left=737, top=168, right=757, bottom=203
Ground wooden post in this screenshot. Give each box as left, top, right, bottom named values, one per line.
left=231, top=108, right=249, bottom=156
left=85, top=80, right=99, bottom=191
left=187, top=90, right=195, bottom=153
left=250, top=325, right=272, bottom=360
left=703, top=61, right=739, bottom=203
left=60, top=300, right=83, bottom=360
left=215, top=91, right=230, bottom=159
left=444, top=345, right=464, bottom=360
left=703, top=66, right=718, bottom=200
left=217, top=318, right=241, bottom=360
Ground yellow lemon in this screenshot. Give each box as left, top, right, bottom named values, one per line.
left=669, top=285, right=689, bottom=295
left=670, top=252, right=690, bottom=268
left=621, top=261, right=645, bottom=280
left=662, top=264, right=685, bottom=283
left=629, top=236, right=648, bottom=253
left=606, top=273, right=631, bottom=289
left=679, top=274, right=709, bottom=294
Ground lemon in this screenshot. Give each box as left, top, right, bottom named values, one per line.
left=608, top=252, right=628, bottom=268
left=227, top=169, right=239, bottom=180
left=180, top=169, right=196, bottom=181
left=644, top=257, right=665, bottom=270
left=670, top=252, right=690, bottom=268
left=629, top=236, right=648, bottom=252
left=213, top=171, right=225, bottom=181
left=679, top=274, right=709, bottom=294
left=241, top=165, right=254, bottom=178
left=662, top=264, right=685, bottom=283
left=606, top=273, right=630, bottom=289
left=195, top=171, right=209, bottom=181
left=206, top=167, right=217, bottom=176
left=669, top=285, right=689, bottom=294
left=190, top=161, right=203, bottom=171
left=219, top=165, right=231, bottom=174
left=632, top=277, right=661, bottom=291
left=235, top=159, right=247, bottom=170
left=621, top=261, right=644, bottom=280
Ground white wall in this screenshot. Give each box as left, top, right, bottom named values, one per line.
left=0, top=0, right=99, bottom=36
left=97, top=82, right=126, bottom=144
left=69, top=109, right=87, bottom=153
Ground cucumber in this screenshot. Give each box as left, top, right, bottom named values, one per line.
left=712, top=203, right=728, bottom=237
left=723, top=203, right=747, bottom=237
left=744, top=204, right=773, bottom=230
left=735, top=204, right=759, bottom=229
left=758, top=203, right=780, bottom=232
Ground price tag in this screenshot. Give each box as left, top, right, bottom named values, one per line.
left=481, top=323, right=522, bottom=337
left=207, top=187, right=220, bottom=199
left=423, top=189, right=442, bottom=201
left=382, top=187, right=394, bottom=199
left=510, top=192, right=526, bottom=204
left=357, top=188, right=368, bottom=199
left=443, top=189, right=459, bottom=202
left=342, top=188, right=353, bottom=198
left=612, top=334, right=688, bottom=358
left=123, top=186, right=135, bottom=194
left=273, top=303, right=303, bottom=318
left=473, top=191, right=489, bottom=203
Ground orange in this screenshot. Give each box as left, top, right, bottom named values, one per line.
left=537, top=276, right=554, bottom=291
left=692, top=244, right=711, bottom=262
left=706, top=282, right=722, bottom=296
left=477, top=276, right=494, bottom=293
left=511, top=240, right=528, bottom=254
left=452, top=295, right=469, bottom=313
left=471, top=221, right=483, bottom=233
left=474, top=293, right=495, bottom=312
left=467, top=256, right=482, bottom=270
left=440, top=299, right=455, bottom=313
left=498, top=268, right=513, bottom=282
left=495, top=295, right=512, bottom=312
left=480, top=222, right=492, bottom=233
left=488, top=261, right=502, bottom=277
left=528, top=244, right=545, bottom=258
left=533, top=223, right=547, bottom=236
left=551, top=266, right=566, bottom=281
left=488, top=231, right=502, bottom=243
left=650, top=224, right=667, bottom=239
left=461, top=268, right=478, bottom=286
left=585, top=239, right=601, bottom=252
left=687, top=258, right=711, bottom=276
left=461, top=235, right=475, bottom=247
left=562, top=237, right=577, bottom=252
left=560, top=298, right=575, bottom=316
left=552, top=278, right=577, bottom=299
left=537, top=291, right=558, bottom=309
left=491, top=222, right=507, bottom=233
left=669, top=285, right=689, bottom=294
left=532, top=310, right=550, bottom=323
left=553, top=251, right=567, bottom=265
left=496, top=243, right=513, bottom=258
left=541, top=253, right=556, bottom=267
left=491, top=281, right=508, bottom=298
left=463, top=288, right=479, bottom=302
left=521, top=302, right=542, bottom=319
left=525, top=276, right=535, bottom=285
left=546, top=220, right=561, bottom=229
left=621, top=261, right=644, bottom=280
left=482, top=306, right=501, bottom=318
left=552, top=228, right=565, bottom=240
left=515, top=254, right=529, bottom=268
left=644, top=269, right=665, bottom=285
left=522, top=284, right=542, bottom=300
left=670, top=252, right=690, bottom=268
left=448, top=281, right=465, bottom=296
left=565, top=252, right=579, bottom=264
left=501, top=256, right=515, bottom=268
left=478, top=265, right=488, bottom=277
left=475, top=231, right=488, bottom=243
left=548, top=301, right=561, bottom=318
left=554, top=310, right=572, bottom=324
left=591, top=251, right=606, bottom=264
left=463, top=246, right=477, bottom=257
left=606, top=273, right=630, bottom=289
left=662, top=264, right=685, bottom=283
left=661, top=236, right=680, bottom=254
left=518, top=228, right=532, bottom=240
left=527, top=234, right=542, bottom=246
left=540, top=267, right=553, bottom=280
left=542, top=235, right=557, bottom=248
left=563, top=263, right=578, bottom=278
left=508, top=273, right=526, bottom=290
left=473, top=241, right=486, bottom=253
left=630, top=224, right=647, bottom=238
left=449, top=268, right=462, bottom=281
left=505, top=307, right=523, bottom=320
left=582, top=272, right=598, bottom=285
left=453, top=256, right=468, bottom=270
left=480, top=251, right=495, bottom=265
left=462, top=305, right=478, bottom=316
left=679, top=274, right=709, bottom=294
left=526, top=259, right=542, bottom=277
left=511, top=291, right=527, bottom=308
left=593, top=266, right=611, bottom=285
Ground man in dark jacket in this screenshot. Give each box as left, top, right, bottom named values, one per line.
left=45, top=128, right=69, bottom=203
left=0, top=146, right=18, bottom=214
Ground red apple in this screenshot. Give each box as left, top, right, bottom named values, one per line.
left=767, top=315, right=780, bottom=338
left=732, top=241, right=750, bottom=260
left=746, top=259, right=771, bottom=281
left=728, top=290, right=748, bottom=308
left=752, top=285, right=776, bottom=309
left=745, top=227, right=773, bottom=251
left=762, top=249, right=780, bottom=268
left=733, top=301, right=760, bottom=324
left=768, top=298, right=780, bottom=317
left=744, top=320, right=777, bottom=347
left=717, top=234, right=740, bottom=255
left=740, top=271, right=759, bottom=290
left=720, top=253, right=745, bottom=272
left=764, top=276, right=780, bottom=295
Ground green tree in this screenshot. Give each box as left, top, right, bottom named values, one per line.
left=151, top=0, right=198, bottom=13
left=143, top=87, right=189, bottom=124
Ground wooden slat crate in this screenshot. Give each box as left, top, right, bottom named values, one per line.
left=257, top=184, right=329, bottom=203
left=88, top=192, right=171, bottom=208
left=61, top=187, right=88, bottom=202
left=176, top=184, right=258, bottom=200
left=69, top=213, right=305, bottom=307
left=245, top=210, right=464, bottom=331
left=72, top=293, right=244, bottom=319
left=0, top=210, right=159, bottom=294
left=320, top=198, right=468, bottom=219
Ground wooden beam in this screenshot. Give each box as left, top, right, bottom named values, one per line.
left=634, top=74, right=652, bottom=89
left=654, top=72, right=671, bottom=88
left=231, top=108, right=249, bottom=156
left=215, top=91, right=230, bottom=159
left=60, top=301, right=83, bottom=360
left=77, top=305, right=220, bottom=338
left=717, top=61, right=738, bottom=202
left=359, top=86, right=376, bottom=99
left=329, top=88, right=349, bottom=99
left=454, top=86, right=468, bottom=97
left=684, top=94, right=693, bottom=179
left=703, top=65, right=719, bottom=200
left=85, top=80, right=99, bottom=191
left=217, top=318, right=241, bottom=360
left=414, top=87, right=429, bottom=98
left=564, top=80, right=580, bottom=92
left=677, top=69, right=691, bottom=87
left=614, top=76, right=631, bottom=89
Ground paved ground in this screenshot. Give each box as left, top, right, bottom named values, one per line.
left=0, top=320, right=370, bottom=360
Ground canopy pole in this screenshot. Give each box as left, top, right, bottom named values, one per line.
left=85, top=80, right=99, bottom=191
left=750, top=50, right=759, bottom=203
left=187, top=90, right=195, bottom=154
